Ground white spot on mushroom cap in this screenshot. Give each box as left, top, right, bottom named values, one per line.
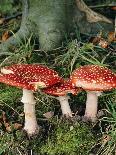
left=1, top=68, right=14, bottom=74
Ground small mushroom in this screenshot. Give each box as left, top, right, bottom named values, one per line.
left=42, top=79, right=81, bottom=118
left=0, top=64, right=62, bottom=136
left=70, top=65, right=116, bottom=122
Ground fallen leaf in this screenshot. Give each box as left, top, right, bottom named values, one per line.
left=108, top=32, right=116, bottom=43
left=102, top=134, right=111, bottom=144
left=2, top=111, right=7, bottom=123
left=90, top=36, right=108, bottom=48
left=43, top=111, right=54, bottom=119
left=2, top=31, right=10, bottom=41
left=5, top=122, right=12, bottom=132
left=98, top=38, right=109, bottom=48
left=13, top=123, right=22, bottom=130
left=2, top=111, right=11, bottom=132
left=111, top=6, right=116, bottom=10
left=89, top=36, right=101, bottom=45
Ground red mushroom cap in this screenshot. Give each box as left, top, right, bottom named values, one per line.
left=2, top=64, right=59, bottom=76
left=42, top=79, right=81, bottom=96
left=0, top=64, right=63, bottom=91
left=70, top=65, right=116, bottom=91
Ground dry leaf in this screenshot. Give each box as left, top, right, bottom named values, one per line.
left=13, top=123, right=22, bottom=130
left=90, top=36, right=109, bottom=48
left=2, top=111, right=7, bottom=123
left=43, top=111, right=54, bottom=119
left=98, top=38, right=108, bottom=48
left=2, top=112, right=22, bottom=131
left=5, top=122, right=12, bottom=132
left=111, top=6, right=116, bottom=10
left=2, top=111, right=11, bottom=132
left=89, top=36, right=101, bottom=45
left=108, top=32, right=116, bottom=43
left=102, top=134, right=111, bottom=144
left=2, top=31, right=10, bottom=41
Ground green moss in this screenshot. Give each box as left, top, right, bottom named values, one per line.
left=0, top=0, right=22, bottom=14
left=40, top=119, right=96, bottom=155
left=0, top=131, right=30, bottom=154
left=0, top=0, right=13, bottom=15
left=0, top=85, right=21, bottom=104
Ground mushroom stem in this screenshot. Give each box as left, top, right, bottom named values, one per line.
left=84, top=91, right=101, bottom=122
left=21, top=89, right=39, bottom=135
left=57, top=95, right=72, bottom=117
left=114, top=16, right=116, bottom=34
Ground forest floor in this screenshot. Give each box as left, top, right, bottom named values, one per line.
left=0, top=1, right=116, bottom=155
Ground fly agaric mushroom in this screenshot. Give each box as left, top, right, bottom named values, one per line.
left=70, top=65, right=116, bottom=122
left=42, top=79, right=81, bottom=117
left=0, top=64, right=63, bottom=136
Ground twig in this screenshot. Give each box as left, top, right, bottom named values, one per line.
left=3, top=12, right=22, bottom=22
left=89, top=4, right=116, bottom=9
left=0, top=12, right=22, bottom=25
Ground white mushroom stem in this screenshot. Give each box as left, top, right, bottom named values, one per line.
left=84, top=91, right=102, bottom=122
left=21, top=88, right=39, bottom=135
left=56, top=95, right=72, bottom=117
left=114, top=16, right=116, bottom=34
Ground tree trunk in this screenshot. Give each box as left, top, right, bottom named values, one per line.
left=74, top=0, right=113, bottom=35
left=0, top=0, right=113, bottom=54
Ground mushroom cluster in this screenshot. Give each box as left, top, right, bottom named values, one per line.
left=0, top=63, right=116, bottom=136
